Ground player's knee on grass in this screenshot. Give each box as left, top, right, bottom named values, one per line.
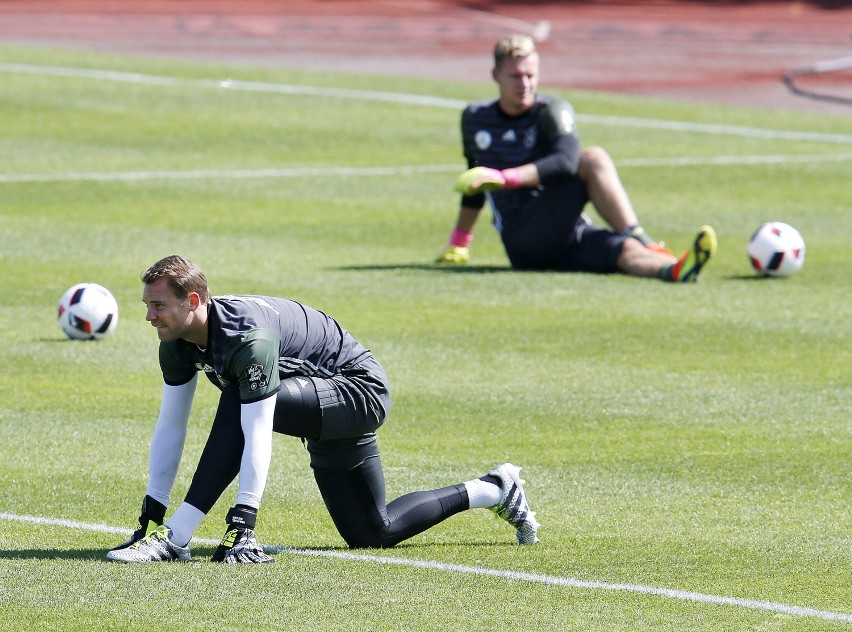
left=312, top=456, right=393, bottom=549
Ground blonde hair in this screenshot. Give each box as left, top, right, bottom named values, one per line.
left=493, top=34, right=536, bottom=68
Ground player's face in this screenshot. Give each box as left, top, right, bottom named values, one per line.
left=142, top=277, right=197, bottom=343
left=493, top=53, right=539, bottom=116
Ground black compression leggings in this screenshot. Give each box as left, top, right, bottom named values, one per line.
left=313, top=455, right=468, bottom=548
left=184, top=368, right=469, bottom=548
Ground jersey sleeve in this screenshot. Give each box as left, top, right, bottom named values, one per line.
left=533, top=98, right=582, bottom=180
left=226, top=328, right=282, bottom=403
left=158, top=341, right=198, bottom=386
left=460, top=106, right=478, bottom=165
left=542, top=97, right=578, bottom=137
left=459, top=106, right=487, bottom=209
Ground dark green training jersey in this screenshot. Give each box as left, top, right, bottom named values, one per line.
left=158, top=295, right=372, bottom=404
left=459, top=94, right=581, bottom=229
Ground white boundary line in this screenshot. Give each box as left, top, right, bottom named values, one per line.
left=1, top=512, right=849, bottom=623
left=2, top=62, right=852, bottom=144
left=617, top=153, right=852, bottom=167
left=0, top=165, right=460, bottom=184
left=1, top=152, right=852, bottom=185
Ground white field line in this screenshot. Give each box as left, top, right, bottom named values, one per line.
left=1, top=153, right=851, bottom=184
left=617, top=153, right=852, bottom=167
left=0, top=511, right=849, bottom=623
left=2, top=62, right=852, bottom=145
left=0, top=165, right=460, bottom=184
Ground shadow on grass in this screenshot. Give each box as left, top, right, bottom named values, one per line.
left=724, top=274, right=795, bottom=281
left=0, top=539, right=515, bottom=562
left=342, top=264, right=789, bottom=282
left=336, top=263, right=512, bottom=274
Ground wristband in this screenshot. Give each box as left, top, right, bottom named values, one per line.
left=501, top=168, right=522, bottom=188
left=141, top=494, right=167, bottom=525
left=449, top=227, right=473, bottom=248
left=226, top=504, right=258, bottom=530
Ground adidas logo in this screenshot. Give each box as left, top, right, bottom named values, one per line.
left=501, top=130, right=517, bottom=142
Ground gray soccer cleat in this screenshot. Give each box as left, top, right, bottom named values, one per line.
left=489, top=463, right=540, bottom=545
left=106, top=524, right=191, bottom=562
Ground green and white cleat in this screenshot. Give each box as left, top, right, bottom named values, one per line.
left=106, top=524, right=191, bottom=562
left=489, top=463, right=540, bottom=545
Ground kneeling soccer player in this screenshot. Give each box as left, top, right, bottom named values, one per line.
left=107, top=255, right=539, bottom=563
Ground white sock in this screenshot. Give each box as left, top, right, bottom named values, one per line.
left=165, top=502, right=206, bottom=547
left=464, top=478, right=502, bottom=509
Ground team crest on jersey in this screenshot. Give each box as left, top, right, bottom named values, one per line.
left=196, top=362, right=229, bottom=387
left=475, top=130, right=492, bottom=150
left=246, top=364, right=270, bottom=391
left=523, top=127, right=537, bottom=149
left=195, top=362, right=212, bottom=372
left=560, top=109, right=575, bottom=133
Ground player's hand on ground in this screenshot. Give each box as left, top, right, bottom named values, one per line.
left=454, top=167, right=507, bottom=195
left=434, top=244, right=470, bottom=265
left=212, top=528, right=274, bottom=564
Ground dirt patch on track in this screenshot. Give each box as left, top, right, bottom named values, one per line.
left=0, top=1, right=850, bottom=115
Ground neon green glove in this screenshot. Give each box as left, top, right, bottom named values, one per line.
left=454, top=167, right=522, bottom=195
left=434, top=245, right=470, bottom=265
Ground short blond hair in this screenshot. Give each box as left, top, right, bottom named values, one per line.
left=493, top=34, right=536, bottom=68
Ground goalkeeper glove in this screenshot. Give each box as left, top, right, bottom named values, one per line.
left=434, top=244, right=470, bottom=265
left=454, top=166, right=522, bottom=195
left=211, top=505, right=274, bottom=564
left=435, top=227, right=473, bottom=265
left=109, top=494, right=167, bottom=552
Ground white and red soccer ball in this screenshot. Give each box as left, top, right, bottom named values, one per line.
left=57, top=282, right=119, bottom=340
left=746, top=222, right=806, bottom=277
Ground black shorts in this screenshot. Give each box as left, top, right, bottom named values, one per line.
left=185, top=355, right=391, bottom=512
left=273, top=355, right=391, bottom=469
left=497, top=179, right=626, bottom=272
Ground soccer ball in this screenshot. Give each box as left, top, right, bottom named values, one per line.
left=57, top=282, right=119, bottom=340
left=746, top=222, right=806, bottom=277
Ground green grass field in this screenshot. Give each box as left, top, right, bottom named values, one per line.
left=0, top=45, right=850, bottom=630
